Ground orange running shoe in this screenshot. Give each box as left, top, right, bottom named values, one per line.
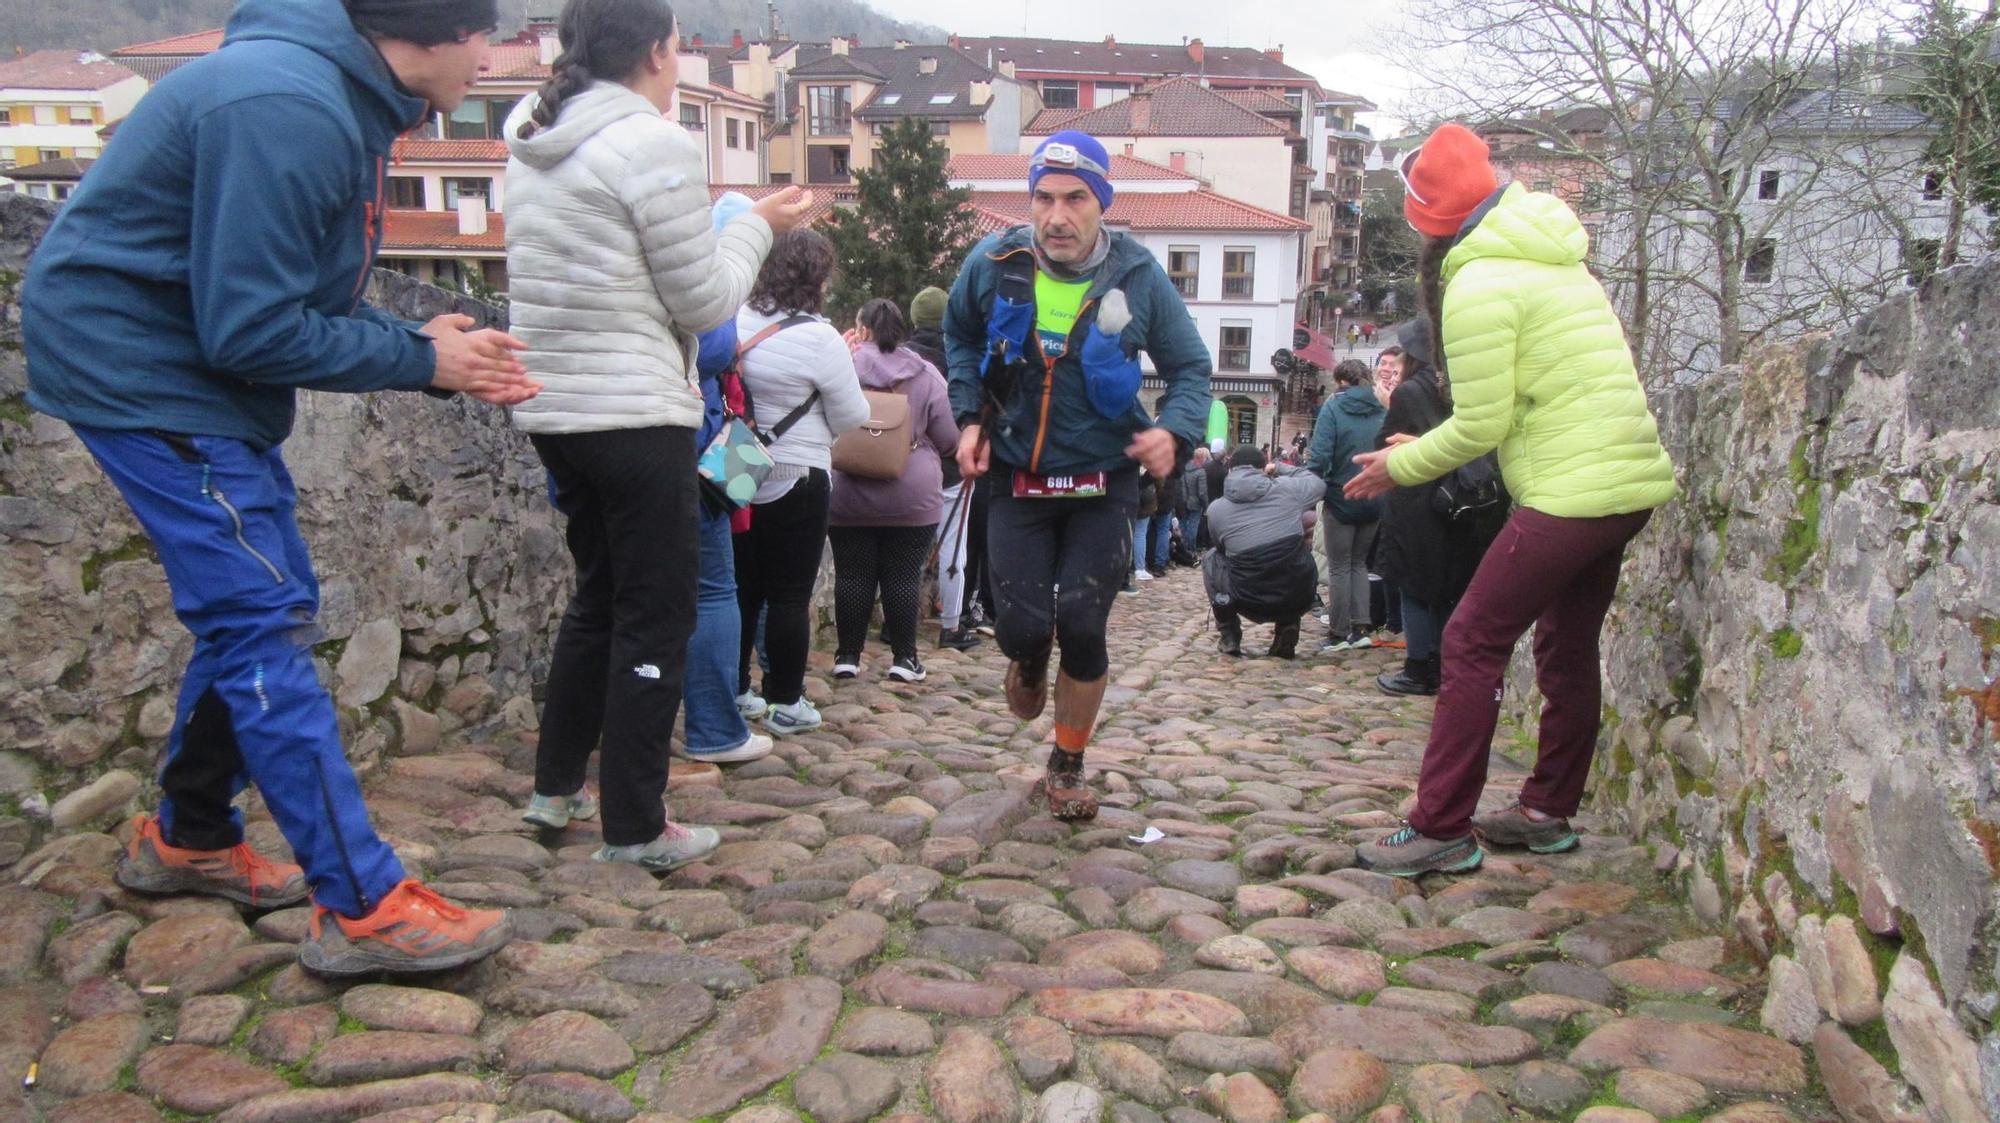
left=116, top=813, right=309, bottom=908
left=297, top=879, right=512, bottom=976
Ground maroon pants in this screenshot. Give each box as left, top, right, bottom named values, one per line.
left=1409, top=506, right=1653, bottom=838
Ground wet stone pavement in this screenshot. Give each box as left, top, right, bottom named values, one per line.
left=0, top=569, right=1832, bottom=1123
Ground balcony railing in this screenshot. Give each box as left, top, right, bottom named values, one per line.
left=1222, top=275, right=1253, bottom=299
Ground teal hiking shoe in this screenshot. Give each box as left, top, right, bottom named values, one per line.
left=1355, top=825, right=1484, bottom=876
left=1472, top=803, right=1581, bottom=853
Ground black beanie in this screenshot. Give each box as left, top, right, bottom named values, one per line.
left=345, top=0, right=499, bottom=45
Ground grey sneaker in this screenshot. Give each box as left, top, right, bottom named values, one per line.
left=522, top=791, right=599, bottom=829
left=735, top=690, right=769, bottom=720
left=593, top=823, right=722, bottom=872
left=764, top=698, right=822, bottom=736
left=1472, top=803, right=1580, bottom=853
left=1355, top=825, right=1484, bottom=876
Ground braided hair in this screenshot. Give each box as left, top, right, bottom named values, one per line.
left=516, top=0, right=676, bottom=139
left=1416, top=233, right=1454, bottom=406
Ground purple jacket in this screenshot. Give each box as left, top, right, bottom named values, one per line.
left=828, top=344, right=961, bottom=528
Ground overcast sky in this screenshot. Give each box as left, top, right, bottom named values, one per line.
left=861, top=0, right=1419, bottom=133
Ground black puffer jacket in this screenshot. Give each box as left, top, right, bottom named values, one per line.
left=1372, top=365, right=1504, bottom=606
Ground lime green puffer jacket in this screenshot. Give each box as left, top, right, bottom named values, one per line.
left=1387, top=184, right=1678, bottom=518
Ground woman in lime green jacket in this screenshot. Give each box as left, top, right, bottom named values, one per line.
left=1344, top=124, right=1678, bottom=877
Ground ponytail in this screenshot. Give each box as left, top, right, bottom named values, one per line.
left=856, top=298, right=908, bottom=353
left=511, top=0, right=676, bottom=140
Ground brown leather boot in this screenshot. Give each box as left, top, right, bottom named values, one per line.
left=1004, top=656, right=1049, bottom=720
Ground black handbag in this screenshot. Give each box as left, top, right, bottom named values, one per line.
left=1431, top=453, right=1507, bottom=522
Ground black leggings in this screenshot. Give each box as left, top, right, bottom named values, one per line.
left=530, top=427, right=699, bottom=846
left=829, top=525, right=937, bottom=660
left=986, top=466, right=1138, bottom=681
left=733, top=469, right=829, bottom=705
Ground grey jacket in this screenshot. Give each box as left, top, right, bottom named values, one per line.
left=1182, top=463, right=1211, bottom=512
left=1203, top=464, right=1327, bottom=556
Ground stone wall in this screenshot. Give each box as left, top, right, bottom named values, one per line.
left=0, top=195, right=569, bottom=862
left=1509, top=251, right=2000, bottom=1118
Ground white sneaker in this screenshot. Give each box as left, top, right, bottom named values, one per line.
left=764, top=698, right=822, bottom=736
left=734, top=690, right=768, bottom=719
left=593, top=822, right=721, bottom=872
left=1134, top=569, right=1154, bottom=582
left=673, top=731, right=775, bottom=764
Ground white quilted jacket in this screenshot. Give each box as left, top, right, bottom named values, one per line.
left=503, top=82, right=772, bottom=434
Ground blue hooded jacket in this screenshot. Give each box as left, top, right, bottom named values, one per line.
left=21, top=0, right=437, bottom=451
left=942, top=226, right=1211, bottom=476
left=1307, top=383, right=1387, bottom=525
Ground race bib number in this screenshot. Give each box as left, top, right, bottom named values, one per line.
left=1013, top=470, right=1108, bottom=499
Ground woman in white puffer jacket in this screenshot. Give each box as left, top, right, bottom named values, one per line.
left=501, top=0, right=811, bottom=872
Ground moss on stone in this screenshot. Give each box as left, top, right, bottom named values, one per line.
left=1768, top=627, right=1804, bottom=659
left=79, top=534, right=156, bottom=595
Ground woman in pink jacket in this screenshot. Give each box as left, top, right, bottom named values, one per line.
left=827, top=299, right=962, bottom=684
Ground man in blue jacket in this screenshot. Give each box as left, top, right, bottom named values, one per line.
left=945, top=130, right=1211, bottom=820
left=21, top=0, right=538, bottom=976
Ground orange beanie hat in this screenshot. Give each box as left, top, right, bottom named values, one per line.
left=1402, top=123, right=1499, bottom=238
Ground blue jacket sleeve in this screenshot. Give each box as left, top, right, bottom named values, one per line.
left=944, top=238, right=997, bottom=425
left=1135, top=263, right=1212, bottom=450
left=188, top=96, right=435, bottom=393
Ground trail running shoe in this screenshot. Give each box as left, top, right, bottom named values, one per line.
left=764, top=698, right=823, bottom=736
left=521, top=790, right=599, bottom=829
left=1472, top=802, right=1581, bottom=853
left=297, top=880, right=512, bottom=976
left=116, top=814, right=308, bottom=909
left=1004, top=658, right=1049, bottom=720
left=593, top=822, right=722, bottom=872
left=1037, top=748, right=1098, bottom=822
left=1355, top=825, right=1483, bottom=876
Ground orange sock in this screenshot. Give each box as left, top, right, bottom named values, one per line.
left=1053, top=723, right=1091, bottom=753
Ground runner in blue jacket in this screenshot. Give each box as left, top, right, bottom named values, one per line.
left=21, top=0, right=539, bottom=975
left=944, top=130, right=1211, bottom=820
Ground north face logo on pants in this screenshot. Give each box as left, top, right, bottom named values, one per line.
left=633, top=664, right=661, bottom=680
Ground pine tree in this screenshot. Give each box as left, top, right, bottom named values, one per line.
left=823, top=116, right=981, bottom=325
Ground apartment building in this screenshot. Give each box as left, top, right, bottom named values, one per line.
left=0, top=50, right=146, bottom=169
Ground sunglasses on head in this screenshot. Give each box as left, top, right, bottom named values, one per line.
left=1397, top=144, right=1426, bottom=205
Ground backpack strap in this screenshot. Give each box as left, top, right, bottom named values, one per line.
left=735, top=314, right=819, bottom=438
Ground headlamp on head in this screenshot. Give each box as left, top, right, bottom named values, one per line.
left=1039, top=142, right=1080, bottom=168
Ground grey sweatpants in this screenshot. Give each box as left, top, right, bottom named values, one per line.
left=1322, top=518, right=1379, bottom=633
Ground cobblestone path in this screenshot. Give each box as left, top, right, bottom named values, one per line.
left=0, top=569, right=1833, bottom=1123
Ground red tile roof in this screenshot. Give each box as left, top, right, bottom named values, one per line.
left=967, top=189, right=1309, bottom=232
left=1220, top=89, right=1296, bottom=115
left=110, top=29, right=224, bottom=55
left=381, top=209, right=504, bottom=251
left=954, top=35, right=1319, bottom=86
left=393, top=138, right=508, bottom=163
left=4, top=158, right=93, bottom=181
left=0, top=50, right=140, bottom=91
left=1025, top=77, right=1286, bottom=138
left=946, top=153, right=1196, bottom=182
